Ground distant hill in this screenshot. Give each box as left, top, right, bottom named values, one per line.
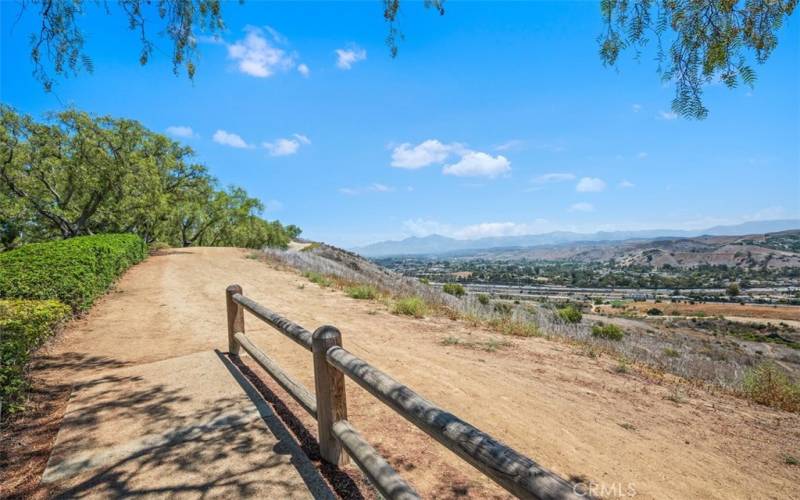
left=353, top=219, right=800, bottom=257
left=452, top=230, right=800, bottom=269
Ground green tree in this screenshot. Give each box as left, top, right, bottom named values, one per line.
left=0, top=105, right=297, bottom=250
left=726, top=282, right=741, bottom=297
left=599, top=0, right=796, bottom=118
left=20, top=0, right=226, bottom=91
left=13, top=1, right=795, bottom=117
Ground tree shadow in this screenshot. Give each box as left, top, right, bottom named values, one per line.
left=225, top=352, right=367, bottom=500
left=31, top=350, right=337, bottom=499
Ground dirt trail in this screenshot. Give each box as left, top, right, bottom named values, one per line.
left=18, top=248, right=800, bottom=499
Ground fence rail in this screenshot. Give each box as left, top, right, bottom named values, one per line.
left=225, top=284, right=585, bottom=500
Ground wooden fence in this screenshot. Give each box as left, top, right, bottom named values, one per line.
left=226, top=284, right=586, bottom=500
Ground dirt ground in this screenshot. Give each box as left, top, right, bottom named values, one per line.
left=597, top=300, right=800, bottom=322
left=4, top=247, right=800, bottom=499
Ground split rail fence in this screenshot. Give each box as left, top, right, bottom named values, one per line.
left=225, top=284, right=585, bottom=500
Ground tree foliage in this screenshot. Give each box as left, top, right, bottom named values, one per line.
left=18, top=0, right=226, bottom=91
left=0, top=105, right=298, bottom=250
left=599, top=0, right=796, bottom=119
left=13, top=1, right=795, bottom=117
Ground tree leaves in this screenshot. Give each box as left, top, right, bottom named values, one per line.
left=21, top=0, right=225, bottom=91
left=598, top=0, right=796, bottom=119
left=0, top=106, right=298, bottom=250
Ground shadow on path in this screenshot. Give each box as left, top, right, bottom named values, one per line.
left=224, top=351, right=367, bottom=500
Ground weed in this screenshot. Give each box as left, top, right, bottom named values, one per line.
left=443, top=283, right=466, bottom=297
left=614, top=358, right=630, bottom=374
left=663, top=348, right=680, bottom=358
left=741, top=362, right=800, bottom=412
left=618, top=422, right=637, bottom=431
left=477, top=293, right=490, bottom=305
left=488, top=318, right=541, bottom=337
left=557, top=305, right=583, bottom=324
left=303, top=271, right=333, bottom=287
left=592, top=322, right=625, bottom=341
left=346, top=285, right=379, bottom=300
left=784, top=455, right=799, bottom=466
left=665, top=386, right=686, bottom=404
left=393, top=296, right=428, bottom=318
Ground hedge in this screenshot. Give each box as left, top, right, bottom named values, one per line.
left=1, top=299, right=71, bottom=417
left=0, top=234, right=147, bottom=311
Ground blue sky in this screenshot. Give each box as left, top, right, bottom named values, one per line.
left=2, top=1, right=798, bottom=247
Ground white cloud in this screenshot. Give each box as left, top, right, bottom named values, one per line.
left=213, top=130, right=250, bottom=148
left=166, top=126, right=194, bottom=138
left=402, top=218, right=553, bottom=239
left=658, top=111, right=678, bottom=120
left=569, top=202, right=595, bottom=212
left=532, top=172, right=575, bottom=184
left=495, top=139, right=526, bottom=152
left=576, top=177, right=607, bottom=192
left=390, top=139, right=511, bottom=178
left=443, top=152, right=510, bottom=178
left=632, top=104, right=642, bottom=113
left=264, top=26, right=288, bottom=45
left=297, top=63, right=310, bottom=77
left=391, top=139, right=462, bottom=169
left=227, top=26, right=296, bottom=78
left=619, top=180, right=635, bottom=189
left=263, top=133, right=311, bottom=157
left=335, top=45, right=367, bottom=70
left=339, top=183, right=394, bottom=196
left=637, top=152, right=648, bottom=160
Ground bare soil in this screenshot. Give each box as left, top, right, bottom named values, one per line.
left=4, top=247, right=799, bottom=499
left=598, top=300, right=800, bottom=322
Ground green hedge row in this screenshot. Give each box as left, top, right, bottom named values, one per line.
left=1, top=299, right=72, bottom=417
left=0, top=234, right=147, bottom=311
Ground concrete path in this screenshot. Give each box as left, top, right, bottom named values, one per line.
left=40, top=250, right=333, bottom=498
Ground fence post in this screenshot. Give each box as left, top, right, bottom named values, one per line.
left=226, top=284, right=244, bottom=355
left=312, top=325, right=349, bottom=466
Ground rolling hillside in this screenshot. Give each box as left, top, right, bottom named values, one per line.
left=451, top=230, right=800, bottom=269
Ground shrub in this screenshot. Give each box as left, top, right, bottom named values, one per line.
left=477, top=293, right=490, bottom=305
left=300, top=242, right=321, bottom=252
left=442, top=283, right=465, bottom=297
left=647, top=307, right=664, bottom=316
left=303, top=271, right=333, bottom=287
left=148, top=241, right=171, bottom=253
left=392, top=296, right=428, bottom=318
left=488, top=318, right=541, bottom=337
left=1, top=299, right=71, bottom=418
left=0, top=234, right=147, bottom=312
left=557, top=305, right=583, bottom=324
left=741, top=362, right=800, bottom=412
left=346, top=285, right=378, bottom=300
left=493, top=302, right=513, bottom=316
left=592, top=323, right=625, bottom=341
left=419, top=277, right=430, bottom=285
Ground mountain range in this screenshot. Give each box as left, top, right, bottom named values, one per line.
left=352, top=219, right=800, bottom=257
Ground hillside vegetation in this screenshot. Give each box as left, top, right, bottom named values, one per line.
left=0, top=106, right=299, bottom=251
left=264, top=242, right=800, bottom=413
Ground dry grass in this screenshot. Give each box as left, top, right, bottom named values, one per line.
left=259, top=244, right=800, bottom=413
left=741, top=362, right=800, bottom=412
